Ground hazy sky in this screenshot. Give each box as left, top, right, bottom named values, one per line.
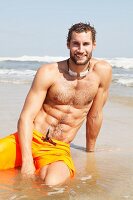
left=0, top=0, right=132, bottom=58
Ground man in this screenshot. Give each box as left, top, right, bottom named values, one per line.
left=0, top=22, right=112, bottom=185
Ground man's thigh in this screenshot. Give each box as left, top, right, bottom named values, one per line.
left=0, top=133, right=21, bottom=169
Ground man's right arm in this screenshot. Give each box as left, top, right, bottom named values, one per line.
left=86, top=61, right=112, bottom=152
left=17, top=65, right=55, bottom=176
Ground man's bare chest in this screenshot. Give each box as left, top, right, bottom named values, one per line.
left=46, top=77, right=99, bottom=106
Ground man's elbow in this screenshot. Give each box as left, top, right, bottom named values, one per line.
left=87, top=111, right=103, bottom=123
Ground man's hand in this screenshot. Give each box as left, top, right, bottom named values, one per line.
left=21, top=161, right=36, bottom=177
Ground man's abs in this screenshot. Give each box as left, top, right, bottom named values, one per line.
left=33, top=103, right=89, bottom=143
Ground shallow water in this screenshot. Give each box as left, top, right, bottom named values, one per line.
left=0, top=149, right=133, bottom=200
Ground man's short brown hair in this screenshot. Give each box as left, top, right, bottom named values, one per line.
left=67, top=22, right=96, bottom=44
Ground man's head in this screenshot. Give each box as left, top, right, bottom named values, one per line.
left=67, top=22, right=96, bottom=65
left=67, top=22, right=96, bottom=45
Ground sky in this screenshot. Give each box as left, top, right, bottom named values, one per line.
left=0, top=0, right=132, bottom=58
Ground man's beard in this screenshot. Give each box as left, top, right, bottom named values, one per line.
left=70, top=52, right=92, bottom=65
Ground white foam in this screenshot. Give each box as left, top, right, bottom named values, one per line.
left=0, top=69, right=35, bottom=84
left=106, top=57, right=133, bottom=69
left=116, top=78, right=133, bottom=87
left=0, top=56, right=133, bottom=86
left=0, top=69, right=35, bottom=76
left=80, top=175, right=92, bottom=181
left=47, top=187, right=65, bottom=195
left=0, top=79, right=31, bottom=84
left=0, top=55, right=67, bottom=62
left=0, top=56, right=133, bottom=69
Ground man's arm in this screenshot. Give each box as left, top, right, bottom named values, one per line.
left=17, top=65, right=55, bottom=175
left=86, top=61, right=112, bottom=152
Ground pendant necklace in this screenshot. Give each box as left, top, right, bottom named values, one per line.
left=67, top=59, right=90, bottom=77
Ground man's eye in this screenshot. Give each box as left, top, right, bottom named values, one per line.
left=84, top=43, right=90, bottom=46
left=73, top=42, right=79, bottom=46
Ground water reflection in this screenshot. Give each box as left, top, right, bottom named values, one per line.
left=0, top=149, right=133, bottom=199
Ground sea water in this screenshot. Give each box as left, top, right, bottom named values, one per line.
left=0, top=150, right=133, bottom=200
left=0, top=56, right=133, bottom=89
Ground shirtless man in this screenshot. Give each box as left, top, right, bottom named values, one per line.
left=0, top=22, right=112, bottom=186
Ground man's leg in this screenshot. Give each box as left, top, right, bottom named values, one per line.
left=40, top=161, right=70, bottom=186
left=0, top=133, right=22, bottom=170
left=39, top=165, right=49, bottom=180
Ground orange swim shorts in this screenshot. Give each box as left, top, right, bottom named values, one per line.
left=0, top=130, right=75, bottom=177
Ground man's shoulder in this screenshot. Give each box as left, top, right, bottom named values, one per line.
left=93, top=59, right=112, bottom=88
left=93, top=59, right=112, bottom=72
left=38, top=60, right=66, bottom=74
left=33, top=62, right=60, bottom=87
left=38, top=62, right=58, bottom=73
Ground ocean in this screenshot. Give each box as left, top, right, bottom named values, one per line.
left=0, top=56, right=133, bottom=90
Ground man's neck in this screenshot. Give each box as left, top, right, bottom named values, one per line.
left=67, top=59, right=91, bottom=77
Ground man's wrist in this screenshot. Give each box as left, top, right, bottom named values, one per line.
left=86, top=143, right=95, bottom=152
left=22, top=156, right=34, bottom=163
left=86, top=148, right=94, bottom=152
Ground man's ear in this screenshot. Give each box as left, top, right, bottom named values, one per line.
left=67, top=42, right=70, bottom=49
left=93, top=41, right=96, bottom=50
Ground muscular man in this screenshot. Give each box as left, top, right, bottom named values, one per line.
left=0, top=22, right=112, bottom=185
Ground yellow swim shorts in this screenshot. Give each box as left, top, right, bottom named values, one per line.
left=0, top=130, right=75, bottom=177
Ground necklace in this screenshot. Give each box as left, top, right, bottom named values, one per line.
left=67, top=59, right=90, bottom=77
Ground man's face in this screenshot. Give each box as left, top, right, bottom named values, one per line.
left=67, top=31, right=96, bottom=65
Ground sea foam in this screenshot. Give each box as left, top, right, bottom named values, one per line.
left=0, top=56, right=133, bottom=69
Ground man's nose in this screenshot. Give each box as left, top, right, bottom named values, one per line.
left=78, top=45, right=84, bottom=53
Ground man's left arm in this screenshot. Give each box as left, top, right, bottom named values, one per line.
left=86, top=61, right=112, bottom=152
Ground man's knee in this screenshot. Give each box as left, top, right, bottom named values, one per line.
left=39, top=165, right=48, bottom=180
left=39, top=170, right=69, bottom=186
left=44, top=175, right=59, bottom=186
left=44, top=173, right=69, bottom=186
left=39, top=162, right=70, bottom=186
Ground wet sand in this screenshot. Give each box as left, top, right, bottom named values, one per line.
left=0, top=82, right=133, bottom=200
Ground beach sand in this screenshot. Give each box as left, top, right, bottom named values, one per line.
left=0, top=82, right=133, bottom=200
